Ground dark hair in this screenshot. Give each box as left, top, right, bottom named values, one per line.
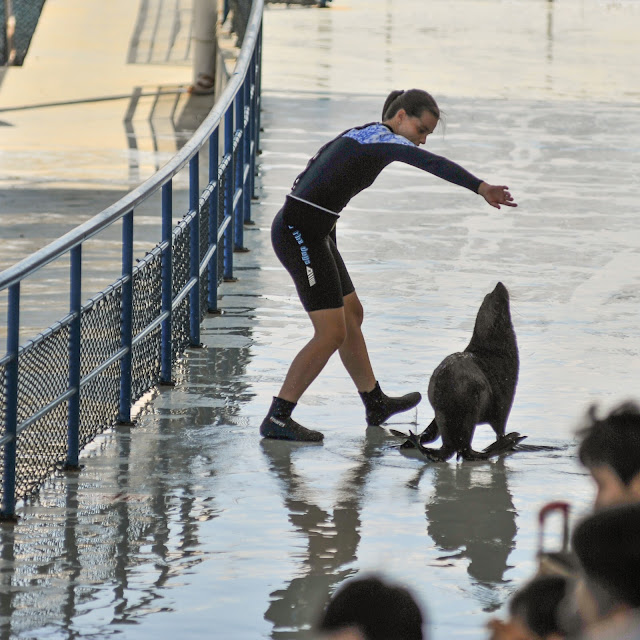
left=572, top=503, right=640, bottom=609
left=509, top=575, right=571, bottom=638
left=577, top=401, right=640, bottom=484
left=317, top=575, right=425, bottom=640
left=381, top=89, right=440, bottom=121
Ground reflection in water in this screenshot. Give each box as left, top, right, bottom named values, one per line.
left=0, top=527, right=16, bottom=640
left=61, top=475, right=82, bottom=632
left=384, top=0, right=394, bottom=88
left=0, top=315, right=254, bottom=637
left=546, top=0, right=554, bottom=64
left=418, top=459, right=517, bottom=611
left=261, top=429, right=392, bottom=639
left=123, top=85, right=216, bottom=186
left=0, top=420, right=217, bottom=638
left=316, top=10, right=333, bottom=90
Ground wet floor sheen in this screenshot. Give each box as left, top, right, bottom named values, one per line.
left=2, top=0, right=640, bottom=638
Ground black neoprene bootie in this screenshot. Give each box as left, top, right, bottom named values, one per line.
left=359, top=382, right=422, bottom=426
left=259, top=397, right=324, bottom=442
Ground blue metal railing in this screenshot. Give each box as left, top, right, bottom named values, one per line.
left=0, top=0, right=264, bottom=519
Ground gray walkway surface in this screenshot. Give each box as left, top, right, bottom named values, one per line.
left=2, top=1, right=640, bottom=639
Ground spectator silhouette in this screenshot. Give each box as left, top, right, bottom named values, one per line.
left=316, top=574, right=426, bottom=640
left=487, top=574, right=571, bottom=640
left=577, top=401, right=640, bottom=510
left=567, top=503, right=640, bottom=639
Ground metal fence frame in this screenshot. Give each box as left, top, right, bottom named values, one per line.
left=0, top=0, right=264, bottom=519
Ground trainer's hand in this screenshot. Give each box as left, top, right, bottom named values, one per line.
left=478, top=182, right=518, bottom=209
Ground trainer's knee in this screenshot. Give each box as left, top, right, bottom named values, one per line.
left=329, top=324, right=349, bottom=351
left=314, top=322, right=347, bottom=352
left=344, top=294, right=364, bottom=328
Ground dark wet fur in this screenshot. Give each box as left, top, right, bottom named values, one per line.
left=407, top=282, right=521, bottom=461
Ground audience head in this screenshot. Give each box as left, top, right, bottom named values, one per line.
left=487, top=575, right=571, bottom=640
left=571, top=503, right=640, bottom=617
left=508, top=575, right=571, bottom=639
left=316, top=575, right=425, bottom=640
left=556, top=503, right=640, bottom=640
left=577, top=401, right=640, bottom=509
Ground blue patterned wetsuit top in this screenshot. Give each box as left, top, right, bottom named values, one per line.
left=342, top=122, right=415, bottom=147
left=289, top=122, right=483, bottom=216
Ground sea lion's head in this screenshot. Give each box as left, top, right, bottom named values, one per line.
left=470, top=282, right=516, bottom=352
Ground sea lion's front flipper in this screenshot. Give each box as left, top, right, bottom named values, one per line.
left=458, top=448, right=491, bottom=461
left=482, top=432, right=527, bottom=457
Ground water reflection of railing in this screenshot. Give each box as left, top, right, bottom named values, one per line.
left=0, top=0, right=264, bottom=519
left=0, top=409, right=223, bottom=637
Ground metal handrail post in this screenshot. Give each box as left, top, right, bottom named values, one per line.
left=234, top=91, right=245, bottom=251
left=189, top=155, right=201, bottom=345
left=1, top=284, right=20, bottom=518
left=160, top=182, right=173, bottom=383
left=255, top=25, right=263, bottom=166
left=243, top=71, right=252, bottom=224
left=66, top=245, right=82, bottom=468
left=208, top=128, right=220, bottom=312
left=223, top=107, right=235, bottom=280
left=118, top=211, right=134, bottom=424
left=249, top=48, right=258, bottom=201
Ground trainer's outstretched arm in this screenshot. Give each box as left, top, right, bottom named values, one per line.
left=478, top=182, right=518, bottom=209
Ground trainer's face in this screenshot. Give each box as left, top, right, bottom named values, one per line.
left=395, top=108, right=438, bottom=146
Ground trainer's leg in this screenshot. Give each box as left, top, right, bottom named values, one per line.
left=260, top=307, right=346, bottom=442
left=338, top=291, right=376, bottom=392
left=338, top=293, right=422, bottom=426
left=279, top=306, right=347, bottom=402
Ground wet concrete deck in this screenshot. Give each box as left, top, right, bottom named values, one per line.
left=2, top=0, right=640, bottom=638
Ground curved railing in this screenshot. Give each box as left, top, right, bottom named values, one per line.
left=0, top=0, right=264, bottom=518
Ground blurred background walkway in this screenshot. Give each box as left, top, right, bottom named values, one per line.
left=0, top=0, right=226, bottom=276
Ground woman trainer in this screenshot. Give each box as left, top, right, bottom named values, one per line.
left=261, top=89, right=517, bottom=442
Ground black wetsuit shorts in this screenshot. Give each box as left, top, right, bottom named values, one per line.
left=271, top=196, right=354, bottom=312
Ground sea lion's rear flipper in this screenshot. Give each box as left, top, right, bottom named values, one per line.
left=419, top=418, right=439, bottom=444
left=389, top=429, right=415, bottom=449
left=390, top=429, right=418, bottom=449
left=482, top=432, right=527, bottom=457
left=394, top=418, right=440, bottom=449
left=404, top=432, right=453, bottom=462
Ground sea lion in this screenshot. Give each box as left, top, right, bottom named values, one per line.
left=405, top=282, right=524, bottom=461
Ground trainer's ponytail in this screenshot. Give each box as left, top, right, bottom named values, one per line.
left=381, top=90, right=405, bottom=120
left=381, top=88, right=440, bottom=122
